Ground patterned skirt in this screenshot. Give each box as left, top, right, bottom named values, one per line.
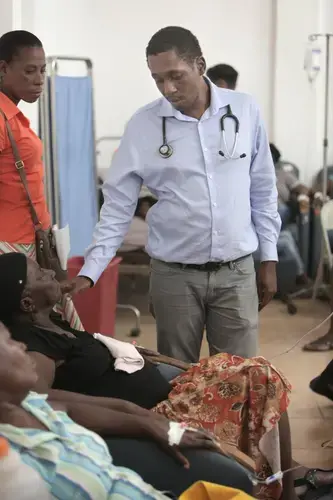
left=0, top=241, right=84, bottom=331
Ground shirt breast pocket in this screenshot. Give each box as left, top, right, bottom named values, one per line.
left=220, top=116, right=251, bottom=162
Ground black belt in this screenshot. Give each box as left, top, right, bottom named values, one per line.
left=173, top=255, right=250, bottom=272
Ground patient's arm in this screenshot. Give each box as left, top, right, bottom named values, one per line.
left=49, top=389, right=157, bottom=418
left=56, top=399, right=151, bottom=436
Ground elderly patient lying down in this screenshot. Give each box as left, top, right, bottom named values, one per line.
left=0, top=253, right=294, bottom=499
left=0, top=323, right=253, bottom=499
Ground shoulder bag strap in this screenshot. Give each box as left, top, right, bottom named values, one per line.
left=0, top=108, right=41, bottom=228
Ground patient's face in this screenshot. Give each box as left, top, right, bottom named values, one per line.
left=24, top=259, right=62, bottom=311
left=0, top=322, right=37, bottom=403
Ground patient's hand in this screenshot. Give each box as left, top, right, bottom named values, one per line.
left=145, top=419, right=221, bottom=469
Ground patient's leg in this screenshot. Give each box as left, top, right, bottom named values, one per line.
left=155, top=364, right=184, bottom=382
left=105, top=436, right=253, bottom=497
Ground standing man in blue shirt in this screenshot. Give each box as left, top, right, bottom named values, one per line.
left=69, top=26, right=281, bottom=363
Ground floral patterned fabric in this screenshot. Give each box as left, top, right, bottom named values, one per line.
left=153, top=354, right=291, bottom=500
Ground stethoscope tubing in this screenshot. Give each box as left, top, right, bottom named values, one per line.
left=159, top=105, right=244, bottom=160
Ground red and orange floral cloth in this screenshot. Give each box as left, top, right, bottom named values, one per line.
left=154, top=354, right=291, bottom=500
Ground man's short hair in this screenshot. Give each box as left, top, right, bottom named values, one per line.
left=146, top=26, right=202, bottom=63
left=206, top=64, right=238, bottom=89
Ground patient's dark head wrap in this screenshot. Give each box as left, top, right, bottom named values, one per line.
left=0, top=253, right=28, bottom=325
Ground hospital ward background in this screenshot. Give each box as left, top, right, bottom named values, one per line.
left=2, top=0, right=333, bottom=498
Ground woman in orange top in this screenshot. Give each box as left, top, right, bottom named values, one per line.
left=0, top=30, right=82, bottom=330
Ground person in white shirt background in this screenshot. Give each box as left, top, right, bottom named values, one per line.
left=65, top=26, right=281, bottom=363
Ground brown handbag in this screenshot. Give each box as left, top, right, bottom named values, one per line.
left=0, top=109, right=67, bottom=282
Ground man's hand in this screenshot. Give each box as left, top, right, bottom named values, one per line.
left=60, top=276, right=92, bottom=296
left=257, top=261, right=277, bottom=311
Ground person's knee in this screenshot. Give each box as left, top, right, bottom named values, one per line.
left=155, top=364, right=184, bottom=382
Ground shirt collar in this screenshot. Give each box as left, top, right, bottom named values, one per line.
left=0, top=92, right=20, bottom=120
left=157, top=77, right=231, bottom=119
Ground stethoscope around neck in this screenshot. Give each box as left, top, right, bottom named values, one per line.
left=219, top=104, right=246, bottom=160
left=158, top=104, right=246, bottom=160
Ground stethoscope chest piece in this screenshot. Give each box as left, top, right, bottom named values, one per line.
left=159, top=143, right=173, bottom=159
left=159, top=116, right=174, bottom=158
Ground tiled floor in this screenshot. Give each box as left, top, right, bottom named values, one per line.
left=115, top=278, right=333, bottom=469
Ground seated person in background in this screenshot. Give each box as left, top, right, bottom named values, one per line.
left=0, top=323, right=253, bottom=498
left=270, top=143, right=309, bottom=226
left=118, top=195, right=156, bottom=265
left=1, top=253, right=294, bottom=499
left=206, top=63, right=238, bottom=90
left=278, top=230, right=309, bottom=285
left=269, top=143, right=310, bottom=285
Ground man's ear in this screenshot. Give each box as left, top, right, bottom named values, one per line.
left=0, top=60, right=8, bottom=76
left=196, top=56, right=206, bottom=76
left=20, top=296, right=35, bottom=313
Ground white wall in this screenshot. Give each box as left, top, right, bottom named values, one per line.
left=273, top=0, right=333, bottom=183
left=3, top=0, right=333, bottom=183
left=23, top=0, right=274, bottom=164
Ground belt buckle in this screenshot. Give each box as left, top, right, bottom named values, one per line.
left=206, top=262, right=220, bottom=272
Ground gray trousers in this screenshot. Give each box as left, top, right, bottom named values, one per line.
left=150, top=255, right=258, bottom=363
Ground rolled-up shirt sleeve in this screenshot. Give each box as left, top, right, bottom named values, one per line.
left=79, top=118, right=143, bottom=284
left=250, top=103, right=281, bottom=262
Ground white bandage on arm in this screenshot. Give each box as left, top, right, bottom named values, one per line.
left=168, top=422, right=186, bottom=446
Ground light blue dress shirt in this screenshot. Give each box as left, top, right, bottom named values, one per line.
left=81, top=80, right=281, bottom=283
